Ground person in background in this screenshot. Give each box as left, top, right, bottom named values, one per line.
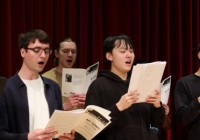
left=43, top=38, right=86, bottom=140
left=130, top=59, right=171, bottom=140
left=85, top=34, right=165, bottom=140
left=175, top=44, right=200, bottom=140
left=42, top=38, right=85, bottom=111
left=0, top=29, right=75, bottom=140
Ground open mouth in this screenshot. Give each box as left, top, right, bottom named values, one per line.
left=38, top=61, right=44, bottom=65
left=67, top=60, right=72, bottom=63
left=125, top=61, right=131, bottom=64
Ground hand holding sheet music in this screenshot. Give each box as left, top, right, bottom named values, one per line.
left=46, top=105, right=111, bottom=140
left=128, top=61, right=166, bottom=103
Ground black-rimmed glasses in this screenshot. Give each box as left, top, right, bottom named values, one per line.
left=26, top=47, right=52, bottom=55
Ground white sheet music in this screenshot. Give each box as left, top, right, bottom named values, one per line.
left=62, top=62, right=99, bottom=97
left=128, top=61, right=166, bottom=103
left=160, top=76, right=171, bottom=104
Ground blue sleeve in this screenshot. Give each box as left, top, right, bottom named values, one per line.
left=0, top=90, right=28, bottom=140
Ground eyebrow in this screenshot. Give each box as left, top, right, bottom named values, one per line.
left=62, top=49, right=77, bottom=50
left=34, top=46, right=50, bottom=49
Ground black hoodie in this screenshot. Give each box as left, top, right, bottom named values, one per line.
left=85, top=70, right=165, bottom=140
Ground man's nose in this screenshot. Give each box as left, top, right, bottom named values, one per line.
left=68, top=51, right=73, bottom=56
left=40, top=50, right=46, bottom=57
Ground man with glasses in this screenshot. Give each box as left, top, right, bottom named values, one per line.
left=43, top=38, right=86, bottom=111
left=0, top=29, right=75, bottom=140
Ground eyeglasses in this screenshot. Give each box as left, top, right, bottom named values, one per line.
left=26, top=47, right=52, bottom=55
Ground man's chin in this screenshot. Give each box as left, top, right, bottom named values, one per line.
left=65, top=64, right=73, bottom=68
left=37, top=67, right=45, bottom=73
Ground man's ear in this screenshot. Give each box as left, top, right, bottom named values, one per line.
left=20, top=48, right=26, bottom=58
left=54, top=50, right=59, bottom=58
left=106, top=52, right=113, bottom=61
left=198, top=52, right=200, bottom=59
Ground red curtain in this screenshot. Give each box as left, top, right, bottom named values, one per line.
left=1, top=0, right=200, bottom=140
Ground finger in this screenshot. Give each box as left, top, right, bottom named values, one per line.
left=146, top=98, right=160, bottom=103
left=59, top=136, right=70, bottom=140
left=70, top=94, right=79, bottom=98
left=71, top=131, right=75, bottom=139
left=128, top=99, right=132, bottom=104
left=40, top=131, right=57, bottom=139
left=154, top=89, right=160, bottom=95
left=128, top=90, right=138, bottom=95
left=69, top=97, right=79, bottom=101
left=78, top=97, right=86, bottom=101
left=131, top=93, right=139, bottom=99
left=44, top=126, right=55, bottom=133
left=72, top=101, right=79, bottom=106
left=146, top=97, right=159, bottom=101
left=64, top=133, right=72, bottom=138
left=79, top=94, right=86, bottom=97
left=71, top=130, right=76, bottom=135
left=147, top=94, right=160, bottom=99
left=69, top=98, right=79, bottom=103
left=130, top=98, right=138, bottom=104
left=79, top=101, right=85, bottom=104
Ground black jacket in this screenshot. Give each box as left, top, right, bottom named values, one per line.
left=85, top=70, right=165, bottom=140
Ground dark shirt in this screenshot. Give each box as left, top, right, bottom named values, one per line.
left=175, top=74, right=200, bottom=140
left=150, top=125, right=163, bottom=140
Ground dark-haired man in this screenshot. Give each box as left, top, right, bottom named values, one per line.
left=85, top=34, right=165, bottom=140
left=0, top=29, right=75, bottom=140
left=175, top=44, right=200, bottom=140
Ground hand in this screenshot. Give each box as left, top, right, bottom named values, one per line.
left=63, top=94, right=79, bottom=110
left=163, top=104, right=170, bottom=115
left=145, top=89, right=161, bottom=108
left=28, top=126, right=57, bottom=140
left=116, top=90, right=139, bottom=111
left=198, top=97, right=200, bottom=103
left=78, top=93, right=86, bottom=109
left=58, top=130, right=75, bottom=140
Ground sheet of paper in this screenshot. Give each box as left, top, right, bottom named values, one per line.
left=46, top=110, right=83, bottom=138
left=129, top=64, right=146, bottom=90
left=46, top=105, right=111, bottom=139
left=74, top=107, right=111, bottom=140
left=62, top=62, right=99, bottom=97
left=62, top=69, right=86, bottom=97
left=85, top=62, right=99, bottom=93
left=128, top=61, right=166, bottom=103
left=160, top=76, right=171, bottom=104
